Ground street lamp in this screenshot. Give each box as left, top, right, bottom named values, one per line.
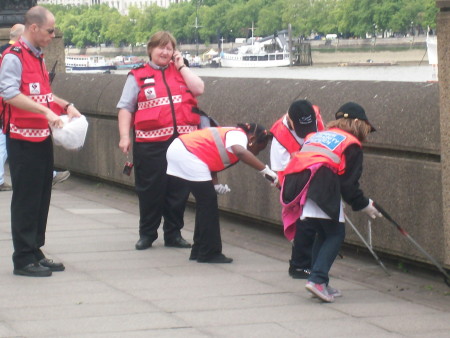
left=192, top=0, right=203, bottom=56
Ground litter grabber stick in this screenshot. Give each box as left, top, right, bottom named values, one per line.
left=344, top=213, right=390, bottom=275
left=373, top=202, right=450, bottom=287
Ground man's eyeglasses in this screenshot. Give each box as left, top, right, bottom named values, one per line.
left=39, top=26, right=55, bottom=35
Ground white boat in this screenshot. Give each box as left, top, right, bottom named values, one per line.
left=220, top=28, right=291, bottom=68
left=65, top=55, right=117, bottom=73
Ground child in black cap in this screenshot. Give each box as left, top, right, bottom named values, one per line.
left=279, top=101, right=381, bottom=302
left=270, top=99, right=325, bottom=280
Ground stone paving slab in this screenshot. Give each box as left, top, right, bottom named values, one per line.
left=0, top=175, right=449, bottom=337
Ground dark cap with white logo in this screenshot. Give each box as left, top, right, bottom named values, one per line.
left=288, top=100, right=317, bottom=138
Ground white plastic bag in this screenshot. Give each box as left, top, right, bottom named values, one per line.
left=52, top=115, right=88, bottom=150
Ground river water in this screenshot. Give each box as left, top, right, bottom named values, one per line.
left=114, top=64, right=436, bottom=82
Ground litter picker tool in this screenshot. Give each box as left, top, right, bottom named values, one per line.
left=344, top=213, right=390, bottom=275
left=373, top=202, right=450, bottom=287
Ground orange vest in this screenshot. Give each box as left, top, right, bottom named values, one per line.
left=130, top=63, right=200, bottom=142
left=270, top=105, right=324, bottom=155
left=281, top=128, right=361, bottom=184
left=2, top=38, right=61, bottom=141
left=180, top=127, right=242, bottom=172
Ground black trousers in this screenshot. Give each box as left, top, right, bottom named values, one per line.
left=133, top=141, right=190, bottom=242
left=6, top=136, right=53, bottom=269
left=186, top=180, right=222, bottom=260
left=290, top=218, right=316, bottom=270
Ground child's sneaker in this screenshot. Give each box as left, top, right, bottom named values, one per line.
left=305, top=281, right=334, bottom=303
left=326, top=285, right=342, bottom=298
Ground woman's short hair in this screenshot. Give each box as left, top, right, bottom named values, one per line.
left=147, top=31, right=177, bottom=59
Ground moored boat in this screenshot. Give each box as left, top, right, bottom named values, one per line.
left=65, top=55, right=117, bottom=73
left=220, top=28, right=291, bottom=68
left=113, top=55, right=145, bottom=69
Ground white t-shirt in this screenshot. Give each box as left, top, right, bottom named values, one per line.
left=167, top=129, right=248, bottom=181
left=270, top=115, right=304, bottom=171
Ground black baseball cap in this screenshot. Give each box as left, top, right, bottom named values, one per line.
left=335, top=102, right=376, bottom=132
left=288, top=100, right=317, bottom=138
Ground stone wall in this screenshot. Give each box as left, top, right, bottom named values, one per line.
left=437, top=0, right=450, bottom=272
left=51, top=73, right=447, bottom=268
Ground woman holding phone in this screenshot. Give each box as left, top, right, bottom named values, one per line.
left=117, top=31, right=204, bottom=251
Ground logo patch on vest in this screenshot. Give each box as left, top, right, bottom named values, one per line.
left=29, top=83, right=41, bottom=95
left=144, top=78, right=155, bottom=84
left=306, top=131, right=346, bottom=151
left=144, top=87, right=156, bottom=100
left=11, top=46, right=21, bottom=53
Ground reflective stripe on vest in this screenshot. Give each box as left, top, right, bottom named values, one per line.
left=300, top=144, right=341, bottom=164
left=137, top=95, right=182, bottom=110
left=30, top=93, right=53, bottom=104
left=9, top=124, right=51, bottom=138
left=210, top=128, right=231, bottom=168
left=136, top=125, right=197, bottom=139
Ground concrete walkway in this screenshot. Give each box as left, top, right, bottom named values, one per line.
left=0, top=174, right=449, bottom=337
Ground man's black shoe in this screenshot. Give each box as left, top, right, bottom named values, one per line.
left=13, top=263, right=52, bottom=277
left=39, top=258, right=65, bottom=272
left=189, top=251, right=198, bottom=260
left=135, top=237, right=153, bottom=250
left=165, top=236, right=191, bottom=248
left=197, top=253, right=233, bottom=263
left=289, top=266, right=311, bottom=279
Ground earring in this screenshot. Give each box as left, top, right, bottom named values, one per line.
left=249, top=142, right=253, bottom=146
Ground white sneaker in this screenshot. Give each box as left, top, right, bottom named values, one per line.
left=52, top=171, right=70, bottom=186
left=305, top=281, right=334, bottom=303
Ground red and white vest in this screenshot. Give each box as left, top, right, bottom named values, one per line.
left=130, top=63, right=200, bottom=142
left=179, top=127, right=242, bottom=172
left=2, top=38, right=61, bottom=142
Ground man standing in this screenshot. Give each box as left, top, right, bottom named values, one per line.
left=0, top=24, right=25, bottom=192
left=0, top=6, right=81, bottom=277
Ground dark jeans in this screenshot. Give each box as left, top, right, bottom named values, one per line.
left=7, top=136, right=53, bottom=269
left=185, top=179, right=222, bottom=260
left=301, top=218, right=345, bottom=285
left=133, top=141, right=190, bottom=242
left=290, top=219, right=316, bottom=269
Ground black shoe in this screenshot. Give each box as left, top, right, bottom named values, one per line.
left=13, top=263, right=52, bottom=277
left=289, top=266, right=311, bottom=279
left=197, top=253, right=233, bottom=263
left=189, top=252, right=198, bottom=260
left=39, top=258, right=65, bottom=272
left=165, top=236, right=191, bottom=248
left=135, top=237, right=153, bottom=250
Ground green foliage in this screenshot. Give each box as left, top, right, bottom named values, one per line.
left=43, top=0, right=437, bottom=49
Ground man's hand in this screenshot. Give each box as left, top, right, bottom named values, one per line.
left=66, top=104, right=81, bottom=120
left=46, top=110, right=63, bottom=128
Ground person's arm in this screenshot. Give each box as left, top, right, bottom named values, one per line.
left=340, top=144, right=370, bottom=210
left=53, top=94, right=81, bottom=119
left=0, top=53, right=63, bottom=128
left=172, top=50, right=204, bottom=97
left=118, top=108, right=133, bottom=154
left=231, top=144, right=266, bottom=171
left=117, top=75, right=139, bottom=155
left=5, top=93, right=63, bottom=128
